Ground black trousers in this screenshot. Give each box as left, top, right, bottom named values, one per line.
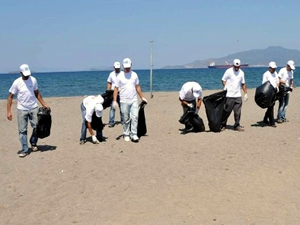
left=264, top=103, right=275, bottom=126
left=221, top=97, right=242, bottom=128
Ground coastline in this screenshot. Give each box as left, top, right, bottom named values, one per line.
left=1, top=88, right=300, bottom=224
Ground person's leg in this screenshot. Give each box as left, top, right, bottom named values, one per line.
left=130, top=100, right=139, bottom=137
left=233, top=97, right=242, bottom=128
left=277, top=98, right=284, bottom=120
left=80, top=103, right=87, bottom=142
left=120, top=102, right=131, bottom=139
left=221, top=98, right=234, bottom=128
left=96, top=117, right=104, bottom=142
left=17, top=109, right=29, bottom=153
left=108, top=106, right=115, bottom=126
left=269, top=104, right=275, bottom=126
left=28, top=107, right=39, bottom=149
left=282, top=93, right=290, bottom=121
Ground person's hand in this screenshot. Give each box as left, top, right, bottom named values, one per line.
left=195, top=108, right=199, bottom=114
left=290, top=87, right=293, bottom=92
left=275, top=87, right=279, bottom=93
left=244, top=93, right=248, bottom=102
left=187, top=103, right=193, bottom=108
left=112, top=101, right=118, bottom=109
left=223, top=86, right=227, bottom=91
left=142, top=97, right=147, bottom=103
left=92, top=135, right=100, bottom=144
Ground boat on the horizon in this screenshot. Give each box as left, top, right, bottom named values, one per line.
left=208, top=61, right=249, bottom=69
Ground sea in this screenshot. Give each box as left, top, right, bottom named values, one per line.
left=0, top=67, right=298, bottom=100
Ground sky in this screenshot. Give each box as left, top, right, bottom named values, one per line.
left=1, top=0, right=300, bottom=73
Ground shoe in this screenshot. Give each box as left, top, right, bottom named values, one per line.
left=80, top=140, right=85, bottom=145
left=235, top=126, right=244, bottom=132
left=220, top=126, right=226, bottom=132
left=283, top=118, right=289, bottom=122
left=124, top=136, right=130, bottom=142
left=277, top=119, right=283, bottom=124
left=31, top=145, right=38, bottom=152
left=263, top=119, right=269, bottom=125
left=108, top=123, right=115, bottom=128
left=271, top=124, right=277, bottom=128
left=131, top=135, right=139, bottom=143
left=19, top=152, right=29, bottom=158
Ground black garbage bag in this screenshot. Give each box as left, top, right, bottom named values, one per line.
left=91, top=112, right=104, bottom=131
left=101, top=90, right=113, bottom=110
left=275, top=83, right=293, bottom=101
left=255, top=81, right=275, bottom=109
left=137, top=101, right=147, bottom=138
left=37, top=107, right=52, bottom=139
left=191, top=114, right=205, bottom=132
left=203, top=90, right=227, bottom=132
left=179, top=108, right=205, bottom=133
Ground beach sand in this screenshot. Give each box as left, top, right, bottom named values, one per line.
left=1, top=89, right=300, bottom=225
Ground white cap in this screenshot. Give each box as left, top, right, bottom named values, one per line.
left=95, top=104, right=103, bottom=118
left=95, top=95, right=104, bottom=104
left=233, top=59, right=241, bottom=67
left=20, top=64, right=31, bottom=76
left=114, top=61, right=121, bottom=69
left=123, top=58, right=132, bottom=68
left=269, top=61, right=277, bottom=69
left=192, top=83, right=202, bottom=98
left=287, top=60, right=295, bottom=70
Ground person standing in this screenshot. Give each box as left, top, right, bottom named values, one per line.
left=220, top=59, right=248, bottom=132
left=106, top=61, right=121, bottom=127
left=178, top=81, right=202, bottom=132
left=112, top=58, right=147, bottom=142
left=7, top=64, right=50, bottom=158
left=80, top=95, right=104, bottom=145
left=276, top=60, right=295, bottom=123
left=262, top=62, right=279, bottom=127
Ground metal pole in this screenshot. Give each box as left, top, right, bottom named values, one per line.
left=150, top=40, right=153, bottom=98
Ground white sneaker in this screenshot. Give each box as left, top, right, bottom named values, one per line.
left=124, top=136, right=130, bottom=142
left=31, top=145, right=38, bottom=152
left=131, top=135, right=139, bottom=142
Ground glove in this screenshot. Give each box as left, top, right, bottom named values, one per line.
left=244, top=93, right=248, bottom=102
left=142, top=97, right=147, bottom=103
left=275, top=87, right=279, bottom=93
left=92, top=135, right=100, bottom=144
left=223, top=86, right=227, bottom=91
left=187, top=103, right=193, bottom=108
left=290, top=87, right=293, bottom=92
left=112, top=101, right=118, bottom=109
left=195, top=108, right=199, bottom=114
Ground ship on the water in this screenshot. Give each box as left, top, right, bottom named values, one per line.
left=208, top=61, right=249, bottom=68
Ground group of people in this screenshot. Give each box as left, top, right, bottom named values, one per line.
left=178, top=59, right=295, bottom=133
left=7, top=58, right=295, bottom=157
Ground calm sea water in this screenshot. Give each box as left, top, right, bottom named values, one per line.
left=0, top=68, right=298, bottom=99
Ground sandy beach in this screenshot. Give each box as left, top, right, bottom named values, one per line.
left=1, top=88, right=300, bottom=225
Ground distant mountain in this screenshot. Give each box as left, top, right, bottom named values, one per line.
left=162, top=46, right=300, bottom=69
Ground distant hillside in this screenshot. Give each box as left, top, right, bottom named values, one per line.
left=162, top=46, right=300, bottom=69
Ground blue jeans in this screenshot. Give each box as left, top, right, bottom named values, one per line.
left=120, top=100, right=138, bottom=137
left=17, top=107, right=38, bottom=153
left=277, top=93, right=290, bottom=120
left=80, top=103, right=103, bottom=141
left=109, top=95, right=121, bottom=125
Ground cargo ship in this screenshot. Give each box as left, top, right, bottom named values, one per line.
left=208, top=61, right=249, bottom=68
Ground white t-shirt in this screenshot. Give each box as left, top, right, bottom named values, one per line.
left=222, top=68, right=245, bottom=97
left=9, top=76, right=38, bottom=110
left=115, top=71, right=139, bottom=103
left=83, top=95, right=104, bottom=122
left=262, top=71, right=279, bottom=88
left=107, top=71, right=120, bottom=90
left=179, top=82, right=203, bottom=101
left=277, top=67, right=293, bottom=87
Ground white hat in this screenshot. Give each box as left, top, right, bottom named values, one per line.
left=123, top=58, right=132, bottom=68
left=287, top=60, right=295, bottom=70
left=114, top=61, right=121, bottom=69
left=20, top=64, right=31, bottom=76
left=269, top=61, right=277, bottom=69
left=192, top=83, right=202, bottom=98
left=95, top=95, right=104, bottom=104
left=95, top=104, right=103, bottom=118
left=233, top=59, right=241, bottom=67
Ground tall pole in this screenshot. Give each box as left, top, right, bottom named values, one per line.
left=150, top=40, right=153, bottom=98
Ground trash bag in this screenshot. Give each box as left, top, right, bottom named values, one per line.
left=37, top=107, right=52, bottom=139
left=101, top=90, right=113, bottom=110
left=137, top=101, right=147, bottom=138
left=203, top=90, right=227, bottom=132
left=255, top=81, right=275, bottom=109
left=91, top=112, right=104, bottom=131
left=179, top=108, right=205, bottom=133
left=190, top=114, right=205, bottom=132
left=275, top=83, right=293, bottom=101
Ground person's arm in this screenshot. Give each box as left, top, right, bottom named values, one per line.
left=34, top=90, right=50, bottom=109
left=196, top=98, right=202, bottom=109
left=7, top=93, right=14, bottom=121
left=242, top=83, right=247, bottom=94
left=136, top=84, right=147, bottom=102
left=290, top=79, right=294, bottom=89
left=106, top=82, right=112, bottom=91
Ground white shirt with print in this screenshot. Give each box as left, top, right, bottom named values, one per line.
left=262, top=71, right=279, bottom=88
left=115, top=71, right=139, bottom=103
left=222, top=68, right=245, bottom=97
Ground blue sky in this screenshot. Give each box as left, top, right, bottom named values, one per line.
left=1, top=0, right=299, bottom=73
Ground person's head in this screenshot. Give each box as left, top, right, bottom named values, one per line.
left=287, top=60, right=295, bottom=71
left=268, top=61, right=277, bottom=73
left=192, top=83, right=201, bottom=99
left=94, top=103, right=103, bottom=118
left=233, top=59, right=241, bottom=71
left=20, top=64, right=31, bottom=79
left=114, top=61, right=121, bottom=73
left=122, top=58, right=132, bottom=72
